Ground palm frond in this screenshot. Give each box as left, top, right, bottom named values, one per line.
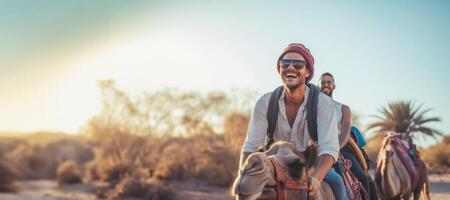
left=368, top=100, right=442, bottom=138
left=415, top=117, right=441, bottom=125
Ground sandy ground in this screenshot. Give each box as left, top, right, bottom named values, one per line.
left=0, top=174, right=449, bottom=200
left=428, top=174, right=450, bottom=200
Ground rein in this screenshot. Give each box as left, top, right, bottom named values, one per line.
left=267, top=157, right=311, bottom=200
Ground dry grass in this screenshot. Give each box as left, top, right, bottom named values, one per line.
left=57, top=160, right=82, bottom=185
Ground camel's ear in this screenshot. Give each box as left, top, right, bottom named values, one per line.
left=265, top=143, right=280, bottom=156
left=256, top=146, right=267, bottom=152
left=242, top=153, right=266, bottom=174
left=303, top=144, right=318, bottom=169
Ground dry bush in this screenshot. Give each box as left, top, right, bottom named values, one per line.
left=421, top=136, right=450, bottom=173
left=44, top=138, right=94, bottom=166
left=86, top=132, right=156, bottom=184
left=195, top=146, right=238, bottom=186
left=153, top=135, right=239, bottom=186
left=98, top=158, right=133, bottom=183
left=0, top=156, right=17, bottom=192
left=8, top=143, right=51, bottom=179
left=109, top=176, right=176, bottom=200
left=7, top=138, right=93, bottom=180
left=154, top=141, right=195, bottom=180
left=223, top=112, right=249, bottom=154
left=57, top=160, right=82, bottom=185
left=0, top=138, right=27, bottom=154
left=83, top=82, right=255, bottom=188
left=84, top=160, right=100, bottom=181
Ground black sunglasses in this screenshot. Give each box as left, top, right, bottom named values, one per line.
left=320, top=80, right=334, bottom=85
left=279, top=59, right=306, bottom=70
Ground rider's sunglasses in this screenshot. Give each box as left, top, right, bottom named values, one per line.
left=279, top=59, right=306, bottom=70
left=320, top=80, right=333, bottom=85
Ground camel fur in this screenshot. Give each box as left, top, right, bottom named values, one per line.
left=232, top=141, right=335, bottom=200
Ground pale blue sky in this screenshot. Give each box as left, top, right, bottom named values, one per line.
left=1, top=1, right=449, bottom=144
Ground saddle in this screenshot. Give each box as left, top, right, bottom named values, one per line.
left=379, top=133, right=420, bottom=190
left=343, top=137, right=368, bottom=172
left=335, top=152, right=369, bottom=200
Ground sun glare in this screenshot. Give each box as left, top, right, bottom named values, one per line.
left=40, top=16, right=256, bottom=133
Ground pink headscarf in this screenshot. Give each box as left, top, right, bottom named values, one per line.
left=277, top=43, right=315, bottom=83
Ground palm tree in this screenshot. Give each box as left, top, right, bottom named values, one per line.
left=367, top=100, right=442, bottom=139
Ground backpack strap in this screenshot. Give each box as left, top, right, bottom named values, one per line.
left=306, top=83, right=320, bottom=141
left=264, top=84, right=320, bottom=149
left=265, top=86, right=283, bottom=149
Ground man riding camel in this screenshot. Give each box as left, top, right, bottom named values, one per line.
left=239, top=43, right=347, bottom=199
left=319, top=72, right=373, bottom=200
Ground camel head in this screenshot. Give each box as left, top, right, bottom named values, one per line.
left=232, top=142, right=318, bottom=200
left=232, top=152, right=275, bottom=200
left=385, top=149, right=394, bottom=159
left=378, top=142, right=396, bottom=171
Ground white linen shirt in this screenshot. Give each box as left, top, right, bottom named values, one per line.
left=333, top=100, right=343, bottom=136
left=241, top=86, right=340, bottom=162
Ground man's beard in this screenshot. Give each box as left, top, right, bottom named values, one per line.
left=286, top=81, right=304, bottom=91
left=321, top=88, right=333, bottom=97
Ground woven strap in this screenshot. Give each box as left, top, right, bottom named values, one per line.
left=268, top=157, right=309, bottom=200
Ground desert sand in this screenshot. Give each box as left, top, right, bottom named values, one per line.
left=0, top=174, right=449, bottom=200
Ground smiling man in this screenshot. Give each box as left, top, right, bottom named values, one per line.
left=320, top=72, right=374, bottom=200
left=238, top=43, right=344, bottom=198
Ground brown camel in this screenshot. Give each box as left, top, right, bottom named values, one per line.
left=231, top=141, right=335, bottom=200
left=375, top=133, right=430, bottom=200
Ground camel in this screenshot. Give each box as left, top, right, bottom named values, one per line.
left=375, top=133, right=430, bottom=200
left=231, top=141, right=335, bottom=200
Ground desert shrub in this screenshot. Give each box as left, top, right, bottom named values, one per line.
left=44, top=138, right=94, bottom=166
left=83, top=82, right=256, bottom=188
left=109, top=176, right=176, bottom=200
left=153, top=134, right=239, bottom=186
left=195, top=146, right=237, bottom=186
left=86, top=132, right=157, bottom=184
left=223, top=112, right=249, bottom=154
left=98, top=158, right=133, bottom=183
left=84, top=160, right=100, bottom=181
left=154, top=141, right=195, bottom=180
left=0, top=156, right=17, bottom=192
left=0, top=138, right=27, bottom=155
left=158, top=134, right=239, bottom=185
left=8, top=143, right=51, bottom=179
left=7, top=138, right=94, bottom=180
left=57, top=160, right=82, bottom=185
left=421, top=136, right=450, bottom=173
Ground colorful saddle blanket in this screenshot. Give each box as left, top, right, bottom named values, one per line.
left=380, top=133, right=419, bottom=190
left=336, top=154, right=365, bottom=200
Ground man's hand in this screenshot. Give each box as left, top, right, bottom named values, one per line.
left=308, top=176, right=321, bottom=196
left=309, top=154, right=335, bottom=196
